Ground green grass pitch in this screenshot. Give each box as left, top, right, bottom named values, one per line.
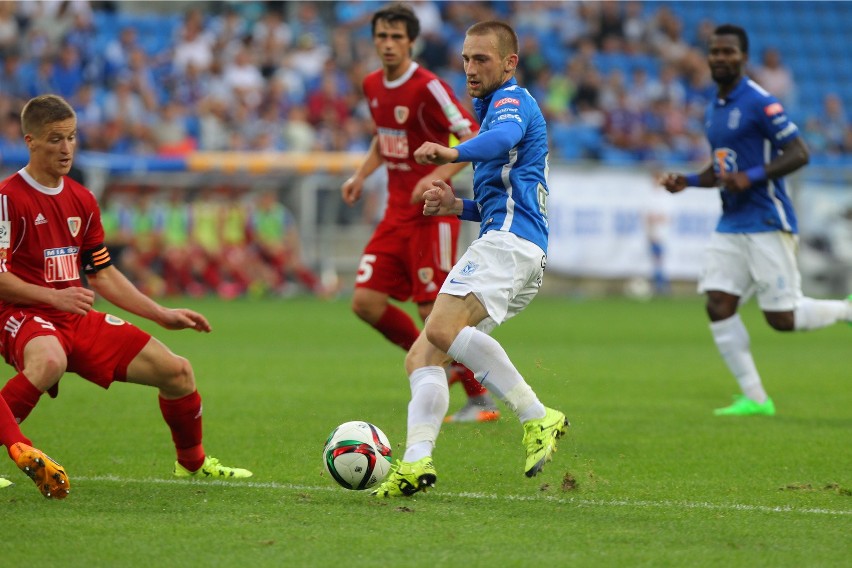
left=1, top=295, right=848, bottom=566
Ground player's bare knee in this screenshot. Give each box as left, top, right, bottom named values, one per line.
left=765, top=311, right=795, bottom=332
left=23, top=352, right=67, bottom=388
left=160, top=355, right=196, bottom=396
left=351, top=297, right=379, bottom=324
left=423, top=325, right=454, bottom=354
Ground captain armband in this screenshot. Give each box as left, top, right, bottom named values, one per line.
left=81, top=244, right=113, bottom=274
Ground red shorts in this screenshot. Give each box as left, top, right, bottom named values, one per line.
left=0, top=308, right=152, bottom=389
left=355, top=218, right=460, bottom=304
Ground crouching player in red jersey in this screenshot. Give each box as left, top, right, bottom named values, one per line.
left=0, top=95, right=251, bottom=480
left=341, top=3, right=500, bottom=423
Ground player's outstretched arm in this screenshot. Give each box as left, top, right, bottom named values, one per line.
left=87, top=266, right=211, bottom=332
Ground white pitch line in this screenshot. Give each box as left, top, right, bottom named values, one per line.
left=74, top=475, right=851, bottom=517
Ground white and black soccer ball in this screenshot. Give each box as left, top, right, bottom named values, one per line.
left=322, top=421, right=393, bottom=490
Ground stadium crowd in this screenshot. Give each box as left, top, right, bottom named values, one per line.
left=0, top=0, right=850, bottom=164
left=0, top=0, right=849, bottom=298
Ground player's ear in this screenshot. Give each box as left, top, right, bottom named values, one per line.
left=505, top=53, right=518, bottom=73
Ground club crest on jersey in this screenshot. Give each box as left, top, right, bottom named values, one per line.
left=394, top=106, right=409, bottom=124
left=67, top=217, right=81, bottom=237
left=0, top=220, right=9, bottom=248
left=493, top=97, right=520, bottom=108
left=418, top=267, right=434, bottom=284
left=727, top=108, right=741, bottom=129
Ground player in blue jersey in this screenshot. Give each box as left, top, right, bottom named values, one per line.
left=371, top=20, right=568, bottom=497
left=661, top=24, right=851, bottom=417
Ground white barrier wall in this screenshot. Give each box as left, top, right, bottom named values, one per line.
left=546, top=166, right=721, bottom=280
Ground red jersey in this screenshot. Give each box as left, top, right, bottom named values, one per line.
left=363, top=62, right=477, bottom=224
left=0, top=169, right=106, bottom=317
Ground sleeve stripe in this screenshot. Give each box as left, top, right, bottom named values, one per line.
left=91, top=246, right=111, bottom=265
left=426, top=79, right=473, bottom=134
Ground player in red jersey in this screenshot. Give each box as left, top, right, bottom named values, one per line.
left=341, top=3, right=499, bottom=423
left=0, top=95, right=251, bottom=480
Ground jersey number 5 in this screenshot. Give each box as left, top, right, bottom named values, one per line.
left=355, top=254, right=377, bottom=284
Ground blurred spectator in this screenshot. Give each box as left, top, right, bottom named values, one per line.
left=172, top=9, right=214, bottom=75
left=251, top=7, right=292, bottom=56
left=281, top=105, right=317, bottom=152
left=103, top=26, right=139, bottom=85
left=0, top=1, right=20, bottom=57
left=603, top=87, right=645, bottom=154
left=249, top=189, right=330, bottom=297
left=517, top=35, right=548, bottom=84
left=815, top=93, right=850, bottom=154
left=752, top=47, right=796, bottom=109
left=70, top=82, right=104, bottom=148
left=152, top=100, right=195, bottom=156
left=289, top=3, right=329, bottom=46
left=196, top=96, right=232, bottom=151
left=224, top=45, right=265, bottom=109
left=306, top=71, right=349, bottom=126
left=648, top=6, right=690, bottom=66
left=288, top=32, right=331, bottom=89
left=572, top=66, right=605, bottom=128
left=593, top=0, right=626, bottom=51
left=622, top=1, right=649, bottom=53
left=0, top=50, right=28, bottom=104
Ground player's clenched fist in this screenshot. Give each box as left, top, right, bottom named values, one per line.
left=414, top=142, right=459, bottom=166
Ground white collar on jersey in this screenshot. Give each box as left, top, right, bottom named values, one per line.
left=383, top=61, right=419, bottom=89
left=18, top=167, right=64, bottom=196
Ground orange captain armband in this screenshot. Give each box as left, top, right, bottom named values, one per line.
left=81, top=244, right=113, bottom=274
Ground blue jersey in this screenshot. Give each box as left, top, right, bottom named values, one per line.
left=705, top=76, right=800, bottom=233
left=457, top=78, right=550, bottom=253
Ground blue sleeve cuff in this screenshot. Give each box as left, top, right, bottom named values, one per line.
left=745, top=165, right=767, bottom=184
left=459, top=199, right=481, bottom=222
left=684, top=173, right=700, bottom=187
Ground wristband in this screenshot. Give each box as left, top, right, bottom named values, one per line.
left=684, top=173, right=700, bottom=187
left=744, top=165, right=767, bottom=184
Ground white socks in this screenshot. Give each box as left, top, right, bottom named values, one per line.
left=403, top=366, right=449, bottom=463
left=447, top=326, right=545, bottom=422
left=793, top=297, right=851, bottom=331
left=710, top=314, right=768, bottom=403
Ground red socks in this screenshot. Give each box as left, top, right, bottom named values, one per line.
left=1, top=372, right=43, bottom=424
left=0, top=398, right=30, bottom=455
left=449, top=363, right=488, bottom=397
left=159, top=391, right=205, bottom=472
left=374, top=305, right=420, bottom=351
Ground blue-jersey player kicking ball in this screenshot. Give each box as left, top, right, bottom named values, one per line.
left=661, top=24, right=852, bottom=417
left=371, top=20, right=568, bottom=498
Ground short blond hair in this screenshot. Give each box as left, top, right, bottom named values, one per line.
left=466, top=21, right=518, bottom=59
left=21, top=94, right=76, bottom=137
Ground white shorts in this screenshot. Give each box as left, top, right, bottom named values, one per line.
left=698, top=231, right=802, bottom=311
left=440, top=230, right=546, bottom=334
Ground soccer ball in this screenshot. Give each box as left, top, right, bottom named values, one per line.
left=322, top=421, right=393, bottom=490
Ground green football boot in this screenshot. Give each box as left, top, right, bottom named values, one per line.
left=714, top=394, right=776, bottom=416
left=371, top=457, right=437, bottom=498
left=173, top=456, right=253, bottom=479
left=522, top=407, right=569, bottom=477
